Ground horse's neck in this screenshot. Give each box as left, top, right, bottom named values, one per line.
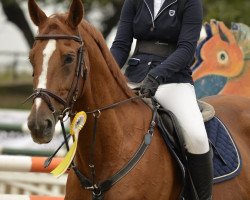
left=74, top=27, right=152, bottom=178
left=79, top=22, right=133, bottom=110
left=76, top=67, right=149, bottom=179
left=82, top=59, right=130, bottom=111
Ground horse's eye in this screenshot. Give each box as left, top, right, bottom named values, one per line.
left=64, top=54, right=74, bottom=65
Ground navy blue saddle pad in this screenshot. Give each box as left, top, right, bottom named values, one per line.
left=205, top=116, right=242, bottom=183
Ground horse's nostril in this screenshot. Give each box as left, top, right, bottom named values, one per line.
left=45, top=119, right=53, bottom=131
left=28, top=120, right=37, bottom=131
left=28, top=118, right=53, bottom=135
left=28, top=114, right=54, bottom=144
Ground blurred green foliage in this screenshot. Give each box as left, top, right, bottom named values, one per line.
left=0, top=0, right=248, bottom=26
left=203, top=0, right=250, bottom=26
left=50, top=0, right=250, bottom=26
left=8, top=0, right=250, bottom=26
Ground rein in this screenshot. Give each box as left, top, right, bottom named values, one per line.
left=86, top=95, right=142, bottom=115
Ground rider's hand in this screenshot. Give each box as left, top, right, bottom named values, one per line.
left=140, top=74, right=160, bottom=98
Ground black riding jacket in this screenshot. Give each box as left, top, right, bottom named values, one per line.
left=110, top=0, right=203, bottom=84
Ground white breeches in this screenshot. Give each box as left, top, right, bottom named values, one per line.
left=154, top=83, right=209, bottom=154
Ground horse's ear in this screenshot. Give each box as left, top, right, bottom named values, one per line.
left=67, top=0, right=84, bottom=28
left=28, top=0, right=47, bottom=26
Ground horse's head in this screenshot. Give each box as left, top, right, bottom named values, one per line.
left=193, top=20, right=244, bottom=80
left=27, top=0, right=86, bottom=144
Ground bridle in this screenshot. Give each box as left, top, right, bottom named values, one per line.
left=26, top=34, right=88, bottom=119
left=27, top=33, right=159, bottom=200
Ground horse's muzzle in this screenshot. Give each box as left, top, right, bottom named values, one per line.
left=28, top=115, right=55, bottom=144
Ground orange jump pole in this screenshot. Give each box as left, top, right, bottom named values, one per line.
left=0, top=155, right=62, bottom=173
left=0, top=195, right=64, bottom=200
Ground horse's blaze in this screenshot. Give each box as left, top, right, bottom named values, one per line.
left=35, top=39, right=57, bottom=111
left=28, top=39, right=57, bottom=144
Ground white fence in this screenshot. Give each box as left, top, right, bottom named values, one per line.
left=0, top=172, right=67, bottom=196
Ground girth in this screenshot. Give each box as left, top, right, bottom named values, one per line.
left=134, top=40, right=177, bottom=57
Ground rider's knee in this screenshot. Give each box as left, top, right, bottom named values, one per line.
left=184, top=128, right=209, bottom=154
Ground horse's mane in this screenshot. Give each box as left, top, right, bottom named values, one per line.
left=79, top=20, right=134, bottom=98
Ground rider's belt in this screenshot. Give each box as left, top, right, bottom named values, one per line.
left=134, top=40, right=177, bottom=57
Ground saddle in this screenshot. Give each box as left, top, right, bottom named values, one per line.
left=156, top=101, right=242, bottom=199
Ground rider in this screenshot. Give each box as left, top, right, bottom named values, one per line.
left=110, top=0, right=213, bottom=199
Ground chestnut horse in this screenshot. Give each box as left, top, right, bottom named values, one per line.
left=27, top=0, right=250, bottom=199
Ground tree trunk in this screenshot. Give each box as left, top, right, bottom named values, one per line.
left=101, top=1, right=123, bottom=39
left=0, top=0, right=123, bottom=48
left=1, top=0, right=34, bottom=48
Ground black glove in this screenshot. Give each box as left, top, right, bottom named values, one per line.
left=140, top=75, right=160, bottom=98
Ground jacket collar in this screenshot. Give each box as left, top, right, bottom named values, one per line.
left=158, top=0, right=177, bottom=14
left=144, top=0, right=155, bottom=17
left=144, top=0, right=178, bottom=19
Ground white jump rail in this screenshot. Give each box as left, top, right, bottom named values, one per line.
left=0, top=155, right=62, bottom=173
